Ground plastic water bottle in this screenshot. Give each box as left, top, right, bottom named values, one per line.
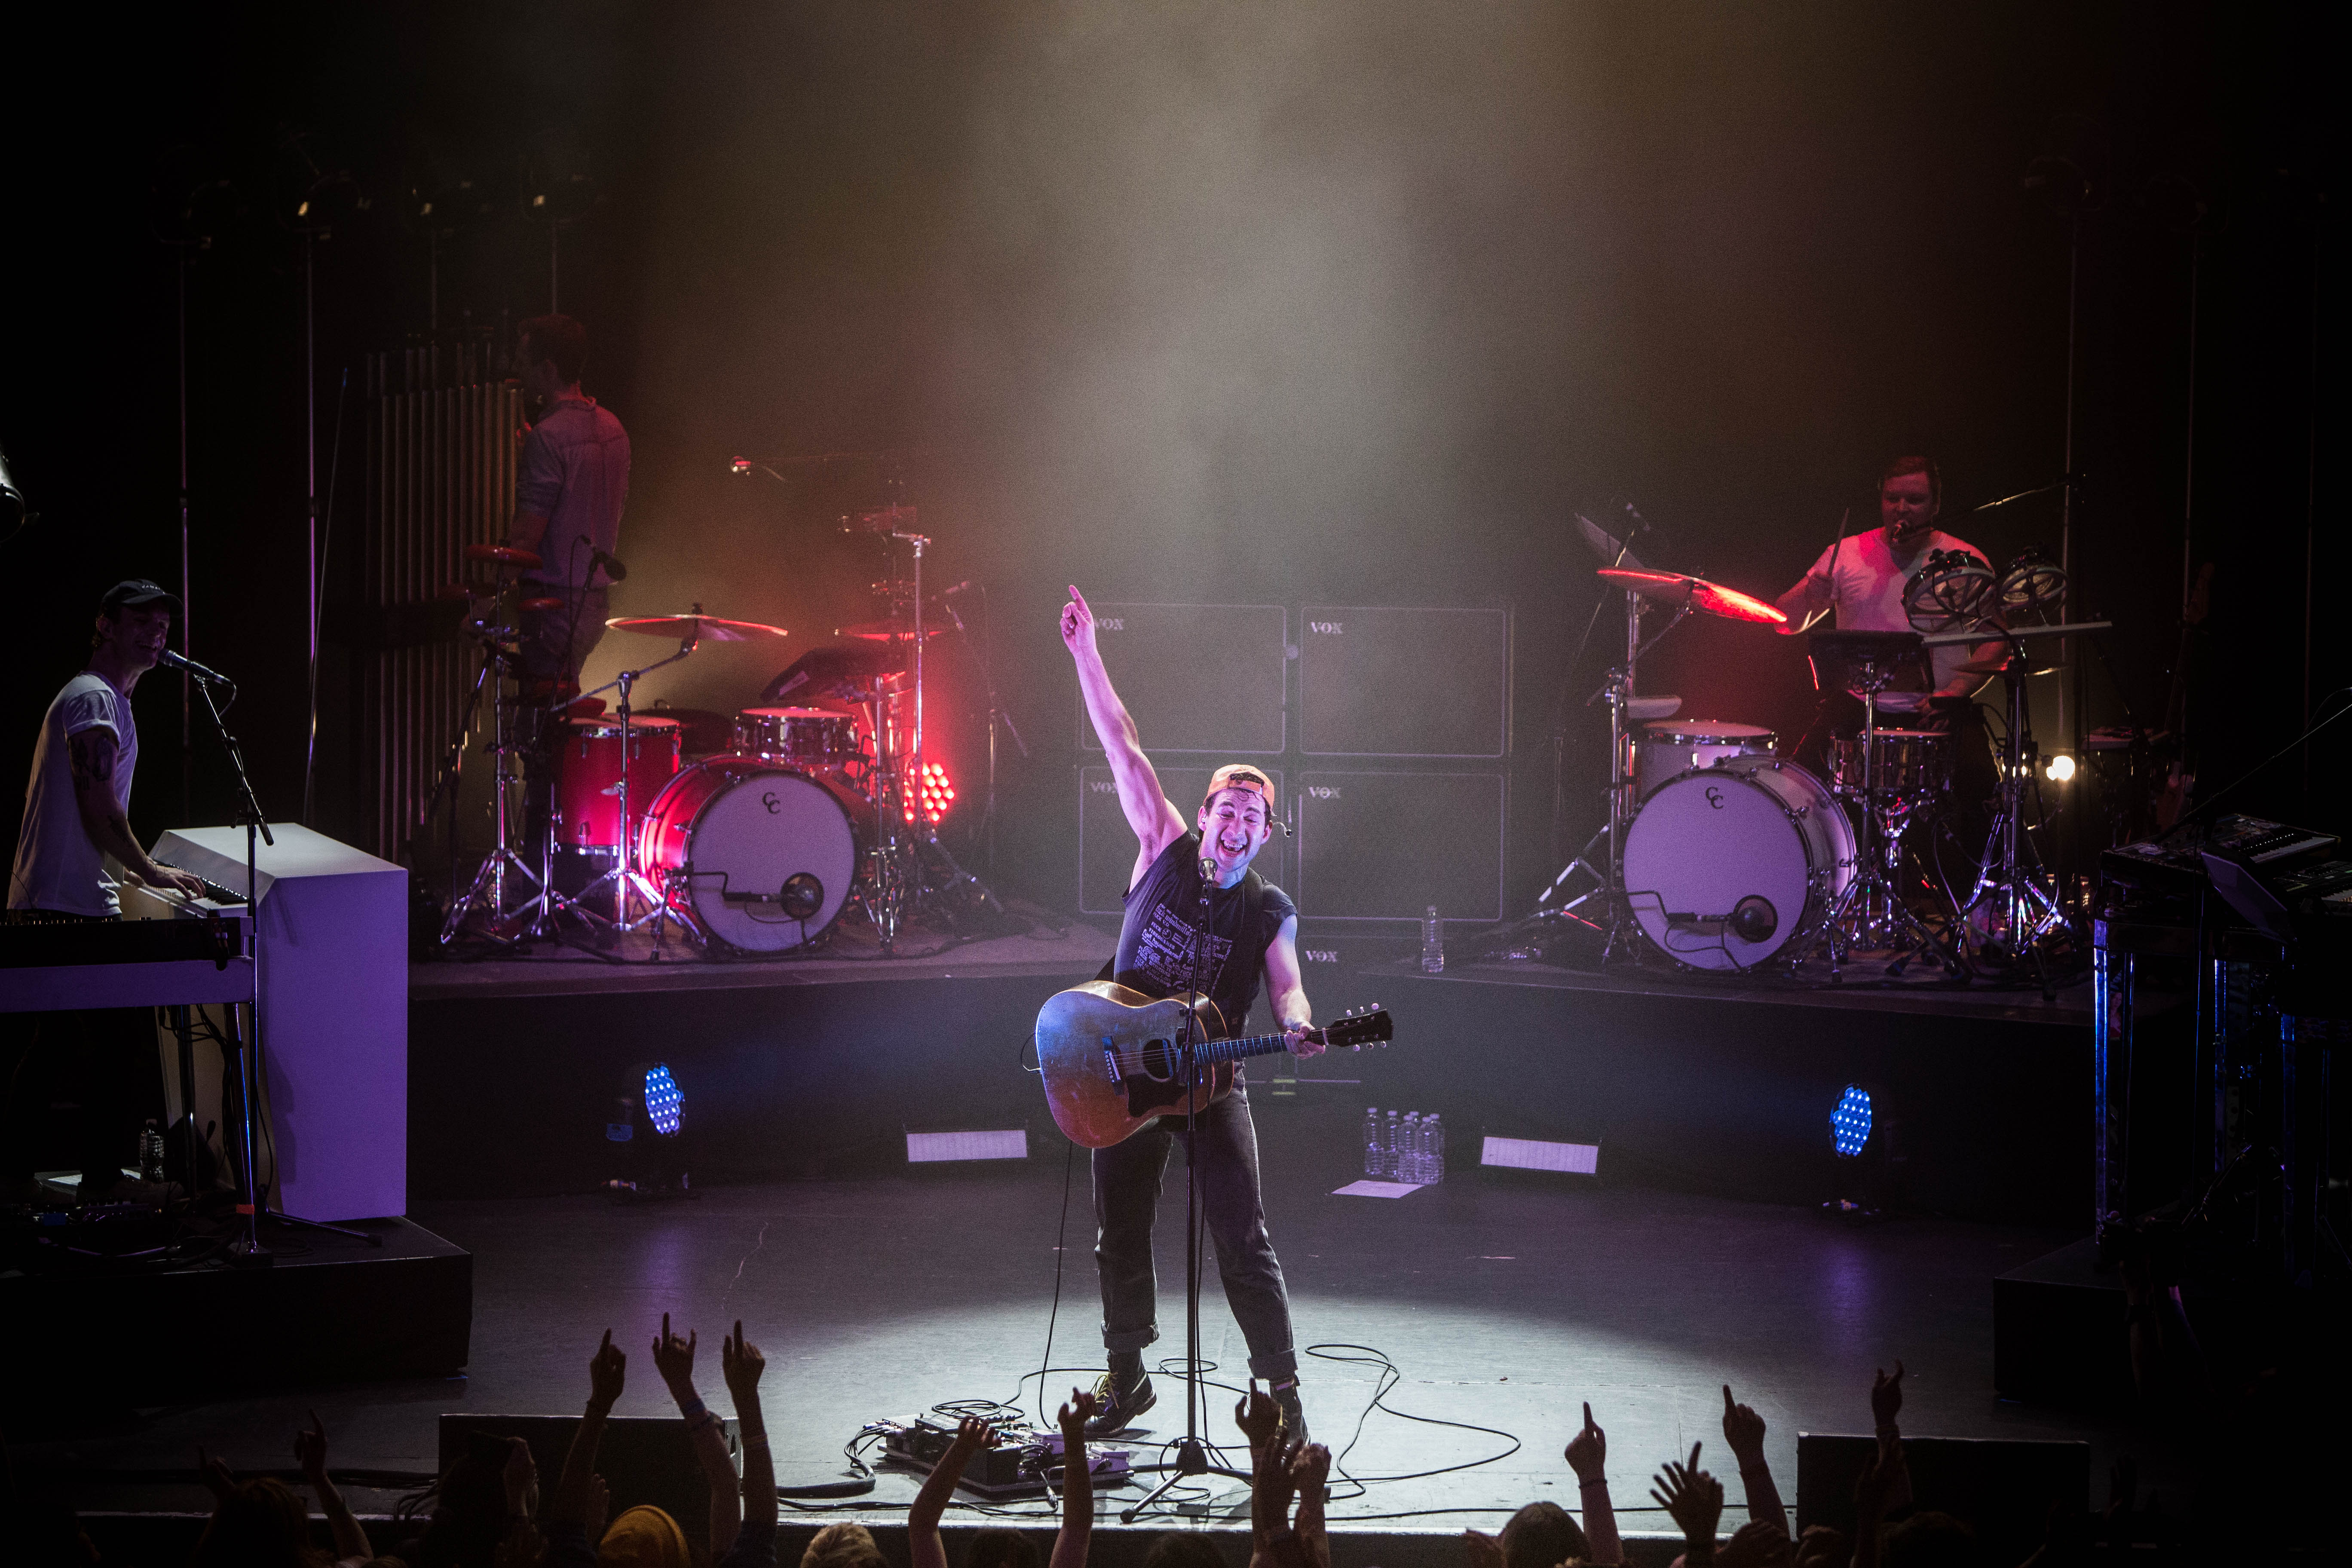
left=1363, top=1107, right=1384, bottom=1179
left=1427, top=1113, right=1446, bottom=1184
left=1421, top=906, right=1445, bottom=974
left=1383, top=1111, right=1402, bottom=1179
left=1401, top=1114, right=1425, bottom=1183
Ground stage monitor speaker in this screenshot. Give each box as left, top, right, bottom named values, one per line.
left=1297, top=770, right=1504, bottom=921
left=438, top=1414, right=737, bottom=1544
left=1300, top=605, right=1508, bottom=757
left=1796, top=1432, right=2088, bottom=1561
left=1076, top=602, right=1286, bottom=755
left=1080, top=765, right=1287, bottom=916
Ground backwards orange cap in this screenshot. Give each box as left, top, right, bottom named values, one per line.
left=1202, top=764, right=1278, bottom=819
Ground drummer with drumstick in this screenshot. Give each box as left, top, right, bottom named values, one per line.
left=1773, top=456, right=2003, bottom=800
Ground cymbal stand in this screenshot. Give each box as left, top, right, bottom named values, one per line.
left=441, top=609, right=543, bottom=945
left=849, top=519, right=1010, bottom=954
left=1505, top=589, right=1686, bottom=961
left=1807, top=660, right=1962, bottom=979
left=575, top=632, right=700, bottom=944
left=1957, top=633, right=2071, bottom=974
left=939, top=586, right=1027, bottom=880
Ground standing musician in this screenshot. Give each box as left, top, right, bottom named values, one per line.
left=1775, top=456, right=2002, bottom=783
left=503, top=314, right=631, bottom=860
left=6, top=580, right=208, bottom=1203
left=1060, top=585, right=1318, bottom=1443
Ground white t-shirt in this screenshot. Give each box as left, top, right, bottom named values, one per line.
left=9, top=672, right=138, bottom=916
left=1802, top=527, right=1994, bottom=709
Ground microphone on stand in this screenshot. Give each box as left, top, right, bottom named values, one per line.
left=159, top=648, right=236, bottom=689
left=577, top=533, right=628, bottom=582
left=940, top=579, right=976, bottom=597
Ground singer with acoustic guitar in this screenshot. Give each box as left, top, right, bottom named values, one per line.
left=1057, top=584, right=1319, bottom=1445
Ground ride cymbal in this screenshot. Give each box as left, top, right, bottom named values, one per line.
left=465, top=543, right=543, bottom=569
left=606, top=613, right=790, bottom=642
left=1596, top=567, right=1787, bottom=626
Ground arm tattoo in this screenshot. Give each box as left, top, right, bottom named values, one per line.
left=68, top=729, right=118, bottom=795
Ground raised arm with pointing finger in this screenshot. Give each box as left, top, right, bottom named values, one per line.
left=1063, top=585, right=1188, bottom=886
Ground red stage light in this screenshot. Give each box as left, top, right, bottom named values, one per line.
left=906, top=760, right=957, bottom=826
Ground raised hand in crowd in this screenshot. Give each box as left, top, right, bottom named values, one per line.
left=911, top=1415, right=998, bottom=1568
left=649, top=1312, right=742, bottom=1558
left=1865, top=1362, right=1911, bottom=1515
left=294, top=1409, right=373, bottom=1563
left=1235, top=1378, right=1284, bottom=1461
left=1565, top=1400, right=1623, bottom=1565
left=720, top=1320, right=776, bottom=1568
left=1848, top=1438, right=1908, bottom=1568
left=1250, top=1435, right=1332, bottom=1568
left=1720, top=1384, right=1788, bottom=1540
left=1651, top=1442, right=1724, bottom=1566
left=1788, top=1525, right=1846, bottom=1568
left=1052, top=1387, right=1101, bottom=1568
left=549, top=1329, right=625, bottom=1528
left=1868, top=1361, right=1903, bottom=1437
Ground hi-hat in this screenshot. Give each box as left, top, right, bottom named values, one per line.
left=606, top=613, right=789, bottom=642
left=465, top=543, right=542, bottom=570
left=837, top=619, right=950, bottom=643
left=1597, top=567, right=1787, bottom=626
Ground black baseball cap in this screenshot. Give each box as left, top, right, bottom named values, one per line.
left=100, top=579, right=183, bottom=615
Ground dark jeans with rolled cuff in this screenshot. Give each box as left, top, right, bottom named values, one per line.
left=1092, top=1084, right=1299, bottom=1381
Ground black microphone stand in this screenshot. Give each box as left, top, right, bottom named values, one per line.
left=191, top=671, right=375, bottom=1263
left=1124, top=844, right=1253, bottom=1520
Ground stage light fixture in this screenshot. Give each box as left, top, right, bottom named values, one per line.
left=2044, top=753, right=2075, bottom=783
left=906, top=760, right=957, bottom=826
left=1479, top=1136, right=1600, bottom=1175
left=906, top=1129, right=1027, bottom=1163
left=1831, top=1084, right=1873, bottom=1158
left=607, top=1061, right=695, bottom=1200
left=644, top=1063, right=683, bottom=1137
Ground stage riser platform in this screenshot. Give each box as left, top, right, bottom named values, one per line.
left=414, top=969, right=2084, bottom=1225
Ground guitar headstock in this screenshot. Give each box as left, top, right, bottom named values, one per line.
left=1319, top=1004, right=1393, bottom=1050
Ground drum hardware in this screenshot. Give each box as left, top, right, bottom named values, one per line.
left=1507, top=557, right=1788, bottom=965
left=560, top=606, right=784, bottom=947
left=438, top=551, right=550, bottom=945
left=1798, top=630, right=1964, bottom=978
left=1924, top=618, right=2115, bottom=984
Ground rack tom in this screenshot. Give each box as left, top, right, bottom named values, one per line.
left=733, top=707, right=861, bottom=768
left=1635, top=720, right=1777, bottom=798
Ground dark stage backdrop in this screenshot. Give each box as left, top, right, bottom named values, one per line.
left=1, top=3, right=2337, bottom=917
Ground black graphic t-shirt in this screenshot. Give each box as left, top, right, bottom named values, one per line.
left=1114, top=830, right=1298, bottom=1036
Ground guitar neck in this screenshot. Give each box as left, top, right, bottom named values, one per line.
left=1186, top=1031, right=1301, bottom=1066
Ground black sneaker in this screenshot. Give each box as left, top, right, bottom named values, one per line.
left=1271, top=1379, right=1309, bottom=1444
left=1083, top=1370, right=1157, bottom=1438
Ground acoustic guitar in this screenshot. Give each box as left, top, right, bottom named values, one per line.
left=1034, top=981, right=1395, bottom=1148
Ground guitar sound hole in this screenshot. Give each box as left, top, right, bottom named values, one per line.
left=1143, top=1038, right=1173, bottom=1080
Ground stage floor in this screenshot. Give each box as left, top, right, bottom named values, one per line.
left=15, top=1157, right=2181, bottom=1544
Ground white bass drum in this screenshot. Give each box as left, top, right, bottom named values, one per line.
left=1620, top=755, right=1853, bottom=971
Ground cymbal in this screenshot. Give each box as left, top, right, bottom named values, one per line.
left=519, top=597, right=564, bottom=613
left=465, top=543, right=542, bottom=569
left=1955, top=657, right=2067, bottom=678
left=605, top=613, right=790, bottom=643
left=837, top=619, right=950, bottom=642
left=1597, top=567, right=1787, bottom=626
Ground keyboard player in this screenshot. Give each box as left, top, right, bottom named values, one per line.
left=5, top=579, right=206, bottom=1205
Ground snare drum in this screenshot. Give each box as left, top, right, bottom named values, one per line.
left=733, top=707, right=862, bottom=767
left=558, top=715, right=682, bottom=850
left=639, top=759, right=872, bottom=953
left=1621, top=755, right=1854, bottom=971
left=1828, top=728, right=1949, bottom=804
left=1634, top=720, right=1777, bottom=798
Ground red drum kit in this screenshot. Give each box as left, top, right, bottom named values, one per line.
left=1525, top=528, right=2108, bottom=980
left=437, top=505, right=1005, bottom=957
